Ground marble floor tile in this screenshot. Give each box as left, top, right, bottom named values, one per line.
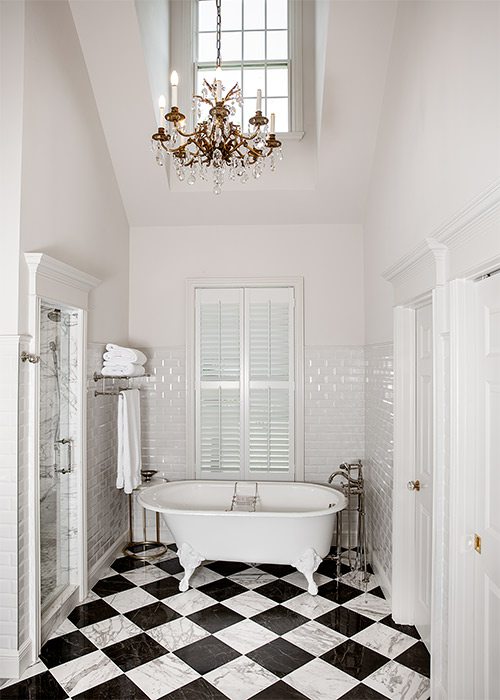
left=49, top=619, right=78, bottom=639
left=250, top=680, right=310, bottom=700
left=187, top=602, right=245, bottom=634
left=125, top=601, right=180, bottom=630
left=110, top=557, right=151, bottom=574
left=227, top=567, right=278, bottom=590
left=205, top=561, right=251, bottom=576
left=281, top=570, right=332, bottom=592
left=140, top=576, right=183, bottom=600
left=363, top=659, right=431, bottom=699
left=254, top=579, right=303, bottom=604
left=0, top=671, right=67, bottom=700
left=126, top=653, right=200, bottom=699
left=317, top=580, right=364, bottom=605
left=214, top=618, right=278, bottom=654
left=104, top=587, right=158, bottom=614
left=247, top=637, right=314, bottom=678
left=72, top=673, right=149, bottom=699
left=39, top=630, right=97, bottom=668
left=281, top=591, right=339, bottom=619
left=146, top=617, right=210, bottom=652
left=198, top=578, right=248, bottom=602
left=0, top=660, right=48, bottom=690
left=166, top=589, right=216, bottom=616
left=251, top=606, right=309, bottom=636
left=283, top=620, right=347, bottom=656
left=159, top=677, right=228, bottom=700
left=282, top=657, right=359, bottom=700
left=340, top=570, right=380, bottom=592
left=184, top=566, right=224, bottom=588
left=92, top=574, right=136, bottom=598
left=321, top=639, right=388, bottom=681
left=153, top=557, right=184, bottom=576
left=121, top=566, right=170, bottom=587
left=315, top=606, right=375, bottom=637
left=79, top=615, right=142, bottom=649
left=102, top=632, right=168, bottom=672
left=352, top=622, right=418, bottom=659
left=49, top=649, right=122, bottom=697
left=174, top=635, right=240, bottom=675
left=204, top=655, right=278, bottom=700
left=81, top=591, right=100, bottom=604
left=68, top=599, right=119, bottom=628
left=343, top=593, right=393, bottom=622
left=222, top=590, right=278, bottom=617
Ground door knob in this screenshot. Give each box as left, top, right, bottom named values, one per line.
left=407, top=480, right=421, bottom=492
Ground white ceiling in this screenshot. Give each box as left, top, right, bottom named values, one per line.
left=69, top=0, right=397, bottom=227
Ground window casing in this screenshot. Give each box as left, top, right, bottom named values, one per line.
left=187, top=279, right=304, bottom=481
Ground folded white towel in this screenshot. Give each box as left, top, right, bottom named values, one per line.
left=116, top=389, right=142, bottom=494
left=101, top=364, right=146, bottom=378
left=105, top=344, right=147, bottom=365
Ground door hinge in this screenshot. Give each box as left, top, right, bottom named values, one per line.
left=474, top=533, right=481, bottom=554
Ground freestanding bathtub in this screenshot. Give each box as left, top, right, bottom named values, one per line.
left=138, top=480, right=347, bottom=595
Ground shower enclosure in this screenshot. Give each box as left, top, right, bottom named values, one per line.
left=39, top=302, right=80, bottom=613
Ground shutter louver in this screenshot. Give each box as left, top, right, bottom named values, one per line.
left=200, top=387, right=240, bottom=472
left=200, top=301, right=240, bottom=380
left=249, top=388, right=290, bottom=471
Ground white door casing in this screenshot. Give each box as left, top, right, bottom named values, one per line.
left=414, top=304, right=433, bottom=648
left=474, top=273, right=500, bottom=700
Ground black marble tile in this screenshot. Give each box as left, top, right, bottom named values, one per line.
left=187, top=603, right=245, bottom=633
left=321, top=639, right=388, bottom=681
left=111, top=557, right=151, bottom=573
left=248, top=638, right=314, bottom=678
left=315, top=607, right=374, bottom=637
left=251, top=606, right=309, bottom=635
left=338, top=684, right=387, bottom=699
left=254, top=580, right=303, bottom=604
left=379, top=615, right=420, bottom=640
left=250, top=681, right=310, bottom=699
left=72, top=674, right=149, bottom=699
left=125, top=601, right=180, bottom=630
left=39, top=630, right=97, bottom=668
left=205, top=560, right=250, bottom=576
left=395, top=641, right=431, bottom=677
left=0, top=672, right=68, bottom=699
left=174, top=636, right=240, bottom=674
left=368, top=586, right=386, bottom=599
left=317, top=558, right=349, bottom=578
left=316, top=580, right=361, bottom=605
left=102, top=632, right=168, bottom=671
left=159, top=678, right=227, bottom=700
left=154, top=557, right=184, bottom=575
left=168, top=543, right=178, bottom=552
left=68, top=599, right=119, bottom=628
left=92, top=574, right=136, bottom=597
left=197, top=578, right=248, bottom=602
left=141, top=576, right=182, bottom=600
left=255, top=563, right=296, bottom=578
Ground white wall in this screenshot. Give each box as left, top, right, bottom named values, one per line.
left=129, top=224, right=365, bottom=347
left=18, top=0, right=130, bottom=344
left=364, top=0, right=500, bottom=344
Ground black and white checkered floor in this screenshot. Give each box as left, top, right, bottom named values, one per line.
left=1, top=547, right=430, bottom=700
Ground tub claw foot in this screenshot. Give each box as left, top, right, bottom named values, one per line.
left=178, top=543, right=204, bottom=592
left=293, top=548, right=322, bottom=595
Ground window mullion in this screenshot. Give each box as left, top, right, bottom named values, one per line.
left=242, top=288, right=249, bottom=479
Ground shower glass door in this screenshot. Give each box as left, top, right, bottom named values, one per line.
left=39, top=302, right=80, bottom=610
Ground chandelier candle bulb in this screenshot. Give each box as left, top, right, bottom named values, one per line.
left=158, top=94, right=166, bottom=125
left=256, top=89, right=262, bottom=112
left=170, top=70, right=179, bottom=106
left=216, top=80, right=222, bottom=102
left=270, top=113, right=276, bottom=133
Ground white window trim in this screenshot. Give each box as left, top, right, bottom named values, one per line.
left=170, top=0, right=304, bottom=137
left=186, top=277, right=304, bottom=481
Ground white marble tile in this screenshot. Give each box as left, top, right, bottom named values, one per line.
left=49, top=618, right=78, bottom=639
left=227, top=567, right=278, bottom=590
left=50, top=650, right=122, bottom=697
left=126, top=653, right=199, bottom=699
left=166, top=588, right=215, bottom=616
left=283, top=658, right=359, bottom=700
left=99, top=567, right=120, bottom=579
left=352, top=622, right=418, bottom=659
left=80, top=615, right=142, bottom=649
left=205, top=655, right=278, bottom=700
left=281, top=592, right=338, bottom=619
left=283, top=620, right=347, bottom=656
left=282, top=571, right=332, bottom=591
left=82, top=591, right=100, bottom=604
left=364, top=660, right=431, bottom=699
left=340, top=570, right=379, bottom=592
left=222, top=590, right=278, bottom=617
left=147, top=617, right=209, bottom=651
left=214, top=619, right=278, bottom=654
left=104, top=587, right=158, bottom=613
left=185, top=566, right=224, bottom=588
left=343, top=593, right=392, bottom=621
left=121, top=566, right=170, bottom=586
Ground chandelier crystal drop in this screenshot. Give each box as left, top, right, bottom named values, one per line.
left=151, top=0, right=282, bottom=195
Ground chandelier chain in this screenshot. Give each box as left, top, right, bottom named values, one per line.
left=216, top=0, right=222, bottom=68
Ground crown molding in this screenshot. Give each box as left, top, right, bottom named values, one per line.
left=24, top=253, right=101, bottom=310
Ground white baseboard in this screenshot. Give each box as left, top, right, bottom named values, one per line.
left=0, top=639, right=32, bottom=680
left=371, top=550, right=392, bottom=602
left=88, top=529, right=129, bottom=590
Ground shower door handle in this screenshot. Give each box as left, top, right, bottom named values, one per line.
left=55, top=438, right=73, bottom=474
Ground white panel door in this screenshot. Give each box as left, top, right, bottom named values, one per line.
left=414, top=303, right=433, bottom=649
left=475, top=273, right=500, bottom=700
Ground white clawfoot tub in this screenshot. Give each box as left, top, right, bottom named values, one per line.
left=138, top=480, right=346, bottom=595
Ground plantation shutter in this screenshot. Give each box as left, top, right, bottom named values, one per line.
left=195, top=286, right=295, bottom=480
left=246, top=288, right=294, bottom=475
left=196, top=288, right=243, bottom=475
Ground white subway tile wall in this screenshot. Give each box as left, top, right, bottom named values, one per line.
left=0, top=337, right=21, bottom=653
left=17, top=337, right=30, bottom=650
left=86, top=345, right=128, bottom=573
left=364, top=343, right=394, bottom=583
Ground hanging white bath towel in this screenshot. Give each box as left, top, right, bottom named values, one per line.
left=117, top=389, right=142, bottom=494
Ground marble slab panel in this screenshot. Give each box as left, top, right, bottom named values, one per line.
left=221, top=590, right=278, bottom=617
left=283, top=657, right=359, bottom=700
left=204, top=655, right=278, bottom=700
left=214, top=619, right=278, bottom=654
left=126, top=652, right=199, bottom=699
left=283, top=620, right=348, bottom=656
left=281, top=592, right=339, bottom=619
left=80, top=615, right=143, bottom=649
left=343, top=593, right=392, bottom=622
left=363, top=659, right=431, bottom=699
left=352, top=622, right=418, bottom=659
left=147, top=617, right=210, bottom=651
left=49, top=649, right=122, bottom=696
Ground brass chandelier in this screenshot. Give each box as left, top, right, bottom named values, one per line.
left=151, top=0, right=283, bottom=194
